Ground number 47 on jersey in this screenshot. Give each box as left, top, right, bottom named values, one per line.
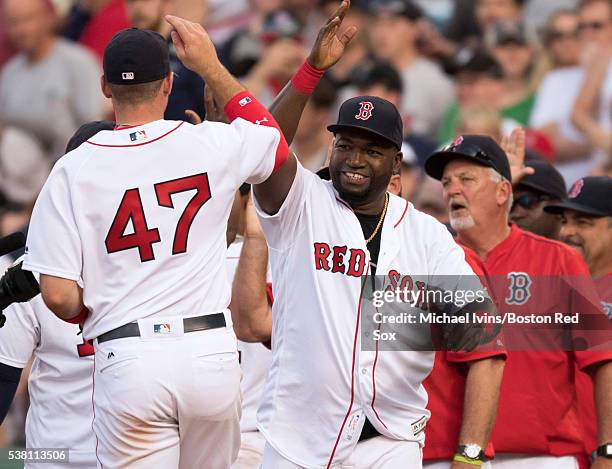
left=105, top=173, right=211, bottom=262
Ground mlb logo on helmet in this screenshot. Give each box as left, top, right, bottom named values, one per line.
left=122, top=72, right=134, bottom=80
left=568, top=179, right=584, bottom=198
left=355, top=101, right=374, bottom=121
left=153, top=323, right=172, bottom=334
left=130, top=130, right=147, bottom=142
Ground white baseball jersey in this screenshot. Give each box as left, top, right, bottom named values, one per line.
left=23, top=119, right=281, bottom=339
left=226, top=239, right=273, bottom=433
left=0, top=294, right=96, bottom=467
left=253, top=162, right=477, bottom=468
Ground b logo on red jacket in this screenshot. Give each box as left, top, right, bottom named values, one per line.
left=355, top=101, right=374, bottom=121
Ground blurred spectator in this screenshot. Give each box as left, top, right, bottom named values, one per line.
left=0, top=0, right=104, bottom=160
left=571, top=44, right=612, bottom=158
left=531, top=9, right=581, bottom=87
left=530, top=0, right=612, bottom=186
left=125, top=0, right=206, bottom=120
left=351, top=58, right=437, bottom=164
left=475, top=0, right=524, bottom=32
left=418, top=0, right=525, bottom=62
left=62, top=0, right=130, bottom=60
left=318, top=0, right=370, bottom=89
left=240, top=11, right=306, bottom=105
left=398, top=142, right=420, bottom=200
left=0, top=7, right=16, bottom=68
left=522, top=0, right=578, bottom=35
left=0, top=124, right=49, bottom=211
left=456, top=105, right=503, bottom=142
left=439, top=49, right=509, bottom=142
left=292, top=77, right=336, bottom=172
left=352, top=59, right=403, bottom=107
left=370, top=0, right=455, bottom=139
left=411, top=176, right=449, bottom=225
left=206, top=0, right=254, bottom=46
left=486, top=21, right=536, bottom=126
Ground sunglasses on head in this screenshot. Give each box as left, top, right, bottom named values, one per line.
left=577, top=21, right=608, bottom=32
left=444, top=142, right=504, bottom=177
left=512, top=193, right=552, bottom=210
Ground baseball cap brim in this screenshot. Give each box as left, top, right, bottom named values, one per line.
left=327, top=123, right=401, bottom=149
left=518, top=180, right=560, bottom=199
left=543, top=201, right=608, bottom=216
left=424, top=150, right=489, bottom=180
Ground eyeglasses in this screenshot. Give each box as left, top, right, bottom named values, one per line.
left=444, top=142, right=504, bottom=177
left=546, top=29, right=578, bottom=42
left=577, top=21, right=609, bottom=32
left=512, top=193, right=552, bottom=210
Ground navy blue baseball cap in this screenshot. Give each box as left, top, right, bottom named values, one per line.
left=517, top=159, right=566, bottom=200
left=425, top=135, right=512, bottom=181
left=544, top=176, right=612, bottom=217
left=103, top=28, right=170, bottom=85
left=327, top=96, right=403, bottom=150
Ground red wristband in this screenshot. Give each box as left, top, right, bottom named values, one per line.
left=291, top=60, right=325, bottom=95
left=64, top=307, right=89, bottom=325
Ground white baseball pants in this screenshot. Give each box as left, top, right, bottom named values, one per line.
left=261, top=436, right=422, bottom=468
left=92, top=315, right=241, bottom=469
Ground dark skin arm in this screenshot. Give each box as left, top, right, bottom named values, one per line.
left=253, top=0, right=357, bottom=215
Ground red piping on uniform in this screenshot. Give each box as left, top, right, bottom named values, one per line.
left=394, top=199, right=409, bottom=228
left=91, top=353, right=103, bottom=468
left=87, top=122, right=184, bottom=148
left=326, top=263, right=370, bottom=468
left=371, top=316, right=389, bottom=430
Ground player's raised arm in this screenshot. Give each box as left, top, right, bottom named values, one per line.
left=254, top=0, right=357, bottom=215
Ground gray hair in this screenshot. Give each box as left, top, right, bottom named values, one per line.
left=488, top=168, right=514, bottom=215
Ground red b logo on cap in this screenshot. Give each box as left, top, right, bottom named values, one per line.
left=568, top=179, right=584, bottom=198
left=355, top=101, right=374, bottom=121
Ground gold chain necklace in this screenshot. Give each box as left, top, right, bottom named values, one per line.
left=365, top=193, right=389, bottom=244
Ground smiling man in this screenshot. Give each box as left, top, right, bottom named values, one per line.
left=236, top=2, right=499, bottom=468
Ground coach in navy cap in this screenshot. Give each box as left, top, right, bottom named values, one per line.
left=545, top=176, right=612, bottom=277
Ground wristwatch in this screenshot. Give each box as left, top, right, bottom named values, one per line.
left=455, top=444, right=485, bottom=463
left=591, top=443, right=612, bottom=462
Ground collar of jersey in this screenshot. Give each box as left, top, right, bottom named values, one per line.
left=87, top=119, right=185, bottom=147
left=331, top=185, right=409, bottom=230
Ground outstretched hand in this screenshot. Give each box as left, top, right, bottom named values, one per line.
left=308, top=0, right=358, bottom=71
left=501, top=127, right=534, bottom=186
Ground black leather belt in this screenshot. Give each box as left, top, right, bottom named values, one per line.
left=97, top=313, right=226, bottom=344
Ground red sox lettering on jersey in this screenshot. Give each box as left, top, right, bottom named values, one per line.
left=254, top=162, right=482, bottom=468
left=313, top=243, right=367, bottom=277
